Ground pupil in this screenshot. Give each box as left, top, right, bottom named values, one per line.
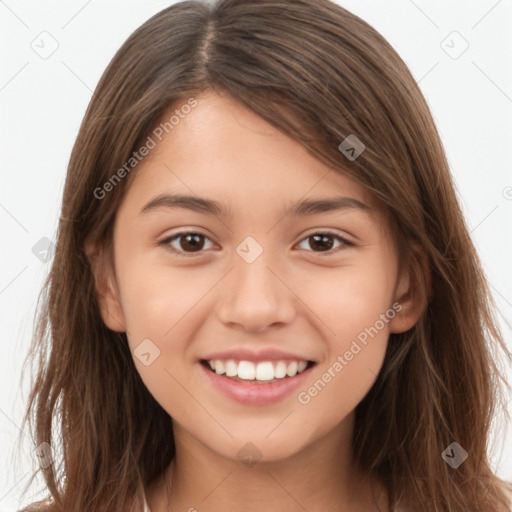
left=310, top=234, right=333, bottom=251
left=183, top=234, right=204, bottom=251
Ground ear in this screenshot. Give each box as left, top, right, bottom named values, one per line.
left=84, top=240, right=126, bottom=332
left=389, top=244, right=431, bottom=334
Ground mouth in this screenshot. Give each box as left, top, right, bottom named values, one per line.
left=200, top=358, right=317, bottom=384
left=199, top=357, right=317, bottom=405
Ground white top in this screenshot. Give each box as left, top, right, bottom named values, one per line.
left=140, top=485, right=512, bottom=511
left=142, top=491, right=151, bottom=512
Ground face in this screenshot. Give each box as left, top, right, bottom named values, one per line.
left=89, top=90, right=418, bottom=464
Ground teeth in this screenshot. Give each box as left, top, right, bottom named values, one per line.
left=286, top=361, right=298, bottom=377
left=208, top=359, right=310, bottom=381
left=274, top=361, right=287, bottom=378
left=297, top=361, right=307, bottom=373
left=214, top=360, right=225, bottom=375
left=238, top=360, right=255, bottom=380
left=225, top=360, right=238, bottom=377
left=255, top=362, right=274, bottom=381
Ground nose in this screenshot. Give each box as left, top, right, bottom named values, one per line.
left=216, top=250, right=296, bottom=332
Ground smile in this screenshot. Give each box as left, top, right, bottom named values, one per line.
left=199, top=359, right=317, bottom=405
left=203, top=359, right=312, bottom=382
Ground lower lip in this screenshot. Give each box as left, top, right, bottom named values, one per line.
left=199, top=362, right=315, bottom=405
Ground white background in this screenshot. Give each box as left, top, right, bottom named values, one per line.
left=1, top=0, right=511, bottom=509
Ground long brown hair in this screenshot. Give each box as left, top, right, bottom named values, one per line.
left=18, top=0, right=511, bottom=510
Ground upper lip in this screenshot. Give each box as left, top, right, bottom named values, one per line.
left=200, top=348, right=315, bottom=363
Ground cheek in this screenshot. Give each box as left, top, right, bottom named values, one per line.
left=117, top=253, right=212, bottom=343
left=293, top=265, right=394, bottom=412
left=300, top=260, right=396, bottom=342
left=296, top=337, right=387, bottom=436
left=114, top=256, right=214, bottom=407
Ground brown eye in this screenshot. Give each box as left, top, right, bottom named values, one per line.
left=162, top=232, right=214, bottom=255
left=297, top=232, right=351, bottom=253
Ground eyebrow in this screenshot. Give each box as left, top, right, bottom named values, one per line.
left=139, top=193, right=370, bottom=218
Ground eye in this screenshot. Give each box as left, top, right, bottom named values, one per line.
left=160, top=231, right=215, bottom=256
left=160, top=230, right=353, bottom=257
left=296, top=231, right=352, bottom=254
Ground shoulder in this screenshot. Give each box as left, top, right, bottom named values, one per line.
left=499, top=480, right=512, bottom=512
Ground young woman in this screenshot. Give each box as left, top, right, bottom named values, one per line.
left=18, top=0, right=512, bottom=510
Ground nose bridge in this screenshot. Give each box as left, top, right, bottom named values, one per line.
left=233, top=239, right=281, bottom=302
left=216, top=236, right=295, bottom=330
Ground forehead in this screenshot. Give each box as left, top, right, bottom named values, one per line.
left=120, top=90, right=378, bottom=218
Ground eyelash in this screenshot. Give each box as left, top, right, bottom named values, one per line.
left=159, top=230, right=353, bottom=257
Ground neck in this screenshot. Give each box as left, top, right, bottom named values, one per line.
left=145, top=414, right=389, bottom=512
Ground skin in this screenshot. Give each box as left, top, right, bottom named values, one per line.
left=87, top=90, right=422, bottom=512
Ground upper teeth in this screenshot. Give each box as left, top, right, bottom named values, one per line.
left=208, top=359, right=309, bottom=381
